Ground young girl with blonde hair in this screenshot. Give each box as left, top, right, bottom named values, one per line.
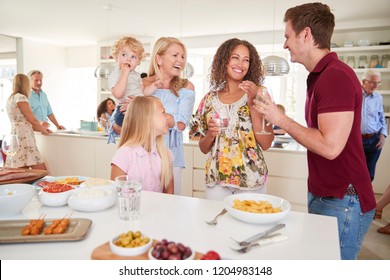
left=110, top=96, right=174, bottom=194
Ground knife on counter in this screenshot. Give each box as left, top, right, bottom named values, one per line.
left=235, top=223, right=286, bottom=246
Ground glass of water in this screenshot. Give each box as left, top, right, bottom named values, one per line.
left=115, top=175, right=142, bottom=220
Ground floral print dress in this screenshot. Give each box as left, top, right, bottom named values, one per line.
left=194, top=91, right=268, bottom=191
left=5, top=93, right=44, bottom=168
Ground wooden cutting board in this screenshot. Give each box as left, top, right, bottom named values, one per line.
left=91, top=240, right=204, bottom=260
left=0, top=168, right=49, bottom=185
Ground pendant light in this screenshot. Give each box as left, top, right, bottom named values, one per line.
left=263, top=0, right=290, bottom=76
left=94, top=3, right=114, bottom=79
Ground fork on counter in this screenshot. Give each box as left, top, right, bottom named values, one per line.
left=205, top=208, right=227, bottom=226
left=230, top=234, right=288, bottom=254
left=230, top=242, right=261, bottom=254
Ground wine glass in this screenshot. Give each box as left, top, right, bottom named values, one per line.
left=214, top=108, right=229, bottom=133
left=1, top=134, right=20, bottom=166
left=255, top=88, right=273, bottom=135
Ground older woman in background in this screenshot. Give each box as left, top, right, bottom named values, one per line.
left=5, top=74, right=51, bottom=169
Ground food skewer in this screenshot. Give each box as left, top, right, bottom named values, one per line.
left=44, top=213, right=72, bottom=235
left=21, top=213, right=46, bottom=235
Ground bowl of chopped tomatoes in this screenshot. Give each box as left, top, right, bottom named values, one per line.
left=37, top=183, right=75, bottom=207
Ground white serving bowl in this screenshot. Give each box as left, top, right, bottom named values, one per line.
left=109, top=235, right=153, bottom=257
left=37, top=186, right=75, bottom=207
left=356, top=39, right=372, bottom=46
left=148, top=245, right=195, bottom=260
left=0, top=184, right=35, bottom=217
left=223, top=193, right=291, bottom=224
left=79, top=178, right=115, bottom=192
left=68, top=188, right=116, bottom=212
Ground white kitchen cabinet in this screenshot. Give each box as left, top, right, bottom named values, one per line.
left=262, top=150, right=308, bottom=212
left=183, top=142, right=309, bottom=212
left=372, top=119, right=390, bottom=194
left=35, top=133, right=118, bottom=179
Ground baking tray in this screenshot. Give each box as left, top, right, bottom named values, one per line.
left=0, top=218, right=92, bottom=243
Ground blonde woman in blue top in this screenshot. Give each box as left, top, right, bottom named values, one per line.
left=143, top=37, right=195, bottom=196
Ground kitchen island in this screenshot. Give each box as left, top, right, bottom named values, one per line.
left=0, top=190, right=340, bottom=260
left=35, top=132, right=309, bottom=211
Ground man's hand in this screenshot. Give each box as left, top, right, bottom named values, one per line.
left=40, top=121, right=50, bottom=129
left=376, top=134, right=386, bottom=149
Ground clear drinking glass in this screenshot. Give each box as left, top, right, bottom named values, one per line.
left=369, top=55, right=379, bottom=68
left=1, top=134, right=20, bottom=167
left=347, top=56, right=355, bottom=68
left=255, top=88, right=273, bottom=135
left=115, top=175, right=142, bottom=220
left=214, top=107, right=229, bottom=133
left=358, top=56, right=368, bottom=68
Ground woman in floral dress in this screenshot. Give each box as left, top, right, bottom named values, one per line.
left=195, top=38, right=274, bottom=200
left=5, top=74, right=50, bottom=169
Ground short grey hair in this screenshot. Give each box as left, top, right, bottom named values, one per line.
left=27, top=70, right=43, bottom=78
left=362, top=69, right=381, bottom=81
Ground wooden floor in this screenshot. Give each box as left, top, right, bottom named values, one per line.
left=358, top=195, right=390, bottom=260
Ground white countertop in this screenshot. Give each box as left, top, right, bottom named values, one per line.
left=0, top=191, right=340, bottom=260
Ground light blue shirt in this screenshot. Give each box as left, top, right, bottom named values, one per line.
left=153, top=88, right=195, bottom=168
left=361, top=91, right=388, bottom=137
left=29, top=90, right=53, bottom=122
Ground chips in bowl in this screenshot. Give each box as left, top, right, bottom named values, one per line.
left=223, top=193, right=290, bottom=224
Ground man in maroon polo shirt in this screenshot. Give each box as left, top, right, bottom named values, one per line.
left=254, top=2, right=376, bottom=260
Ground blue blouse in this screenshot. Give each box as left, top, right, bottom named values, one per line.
left=153, top=88, right=195, bottom=168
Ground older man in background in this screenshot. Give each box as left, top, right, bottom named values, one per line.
left=28, top=70, right=65, bottom=131
left=361, top=70, right=387, bottom=182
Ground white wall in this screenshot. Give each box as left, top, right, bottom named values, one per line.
left=15, top=40, right=98, bottom=130
left=66, top=46, right=96, bottom=68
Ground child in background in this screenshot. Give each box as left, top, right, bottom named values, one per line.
left=110, top=96, right=174, bottom=194
left=97, top=97, right=116, bottom=130
left=107, top=36, right=163, bottom=143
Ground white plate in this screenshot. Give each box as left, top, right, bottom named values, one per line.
left=68, top=188, right=116, bottom=212
left=223, top=193, right=291, bottom=224
left=34, top=176, right=88, bottom=188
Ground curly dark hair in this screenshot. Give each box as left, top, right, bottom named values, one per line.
left=209, top=38, right=265, bottom=91
left=97, top=97, right=116, bottom=119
